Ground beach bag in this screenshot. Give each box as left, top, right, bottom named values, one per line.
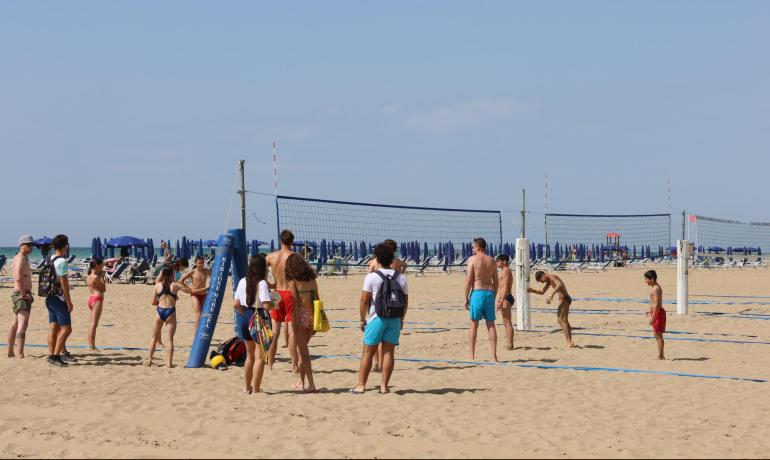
left=218, top=336, right=246, bottom=365
left=38, top=256, right=64, bottom=298
left=373, top=270, right=406, bottom=319
left=313, top=300, right=331, bottom=333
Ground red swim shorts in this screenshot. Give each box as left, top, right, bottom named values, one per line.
left=271, top=290, right=294, bottom=323
left=652, top=308, right=667, bottom=333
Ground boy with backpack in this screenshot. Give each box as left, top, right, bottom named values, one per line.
left=39, top=234, right=75, bottom=367
left=352, top=244, right=408, bottom=395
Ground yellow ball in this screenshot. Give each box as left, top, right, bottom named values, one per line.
left=211, top=355, right=226, bottom=368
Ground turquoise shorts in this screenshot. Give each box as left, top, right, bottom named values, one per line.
left=469, top=290, right=496, bottom=321
left=364, top=316, right=401, bottom=346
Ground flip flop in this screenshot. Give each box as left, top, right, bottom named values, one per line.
left=350, top=388, right=365, bottom=395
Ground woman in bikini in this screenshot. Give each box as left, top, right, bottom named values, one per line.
left=146, top=266, right=192, bottom=368
left=179, top=255, right=210, bottom=333
left=286, top=253, right=319, bottom=393
left=233, top=255, right=274, bottom=394
left=86, top=259, right=107, bottom=351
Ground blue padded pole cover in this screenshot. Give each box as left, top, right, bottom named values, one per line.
left=186, top=233, right=234, bottom=368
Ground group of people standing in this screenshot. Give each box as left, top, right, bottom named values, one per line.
left=7, top=234, right=78, bottom=366
left=463, top=237, right=666, bottom=361
left=6, top=229, right=667, bottom=393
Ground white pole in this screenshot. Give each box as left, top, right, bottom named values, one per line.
left=516, top=237, right=531, bottom=331
left=677, top=239, right=690, bottom=315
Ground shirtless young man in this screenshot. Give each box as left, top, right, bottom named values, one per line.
left=644, top=270, right=666, bottom=360
left=465, top=238, right=499, bottom=362
left=8, top=236, right=35, bottom=358
left=368, top=240, right=407, bottom=274
left=265, top=230, right=298, bottom=370
left=179, top=255, right=210, bottom=332
left=160, top=241, right=173, bottom=264
left=529, top=271, right=576, bottom=348
left=496, top=255, right=515, bottom=350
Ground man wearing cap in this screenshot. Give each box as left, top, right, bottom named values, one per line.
left=7, top=236, right=35, bottom=358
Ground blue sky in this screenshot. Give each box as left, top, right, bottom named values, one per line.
left=1, top=1, right=768, bottom=246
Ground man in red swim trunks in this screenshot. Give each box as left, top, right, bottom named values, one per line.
left=266, top=229, right=297, bottom=370
left=644, top=270, right=666, bottom=360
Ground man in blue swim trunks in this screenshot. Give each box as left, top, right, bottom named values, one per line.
left=465, top=238, right=499, bottom=362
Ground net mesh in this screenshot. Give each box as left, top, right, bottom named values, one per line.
left=692, top=215, right=770, bottom=251
left=545, top=213, right=672, bottom=248
left=276, top=195, right=502, bottom=247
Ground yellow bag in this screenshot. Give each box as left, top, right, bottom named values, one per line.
left=313, top=300, right=331, bottom=333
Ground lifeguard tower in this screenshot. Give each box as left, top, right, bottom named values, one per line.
left=606, top=232, right=628, bottom=266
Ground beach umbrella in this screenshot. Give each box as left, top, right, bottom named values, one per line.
left=96, top=238, right=104, bottom=259
left=106, top=236, right=147, bottom=248
left=758, top=247, right=762, bottom=256
left=198, top=239, right=204, bottom=258
left=320, top=240, right=328, bottom=264
left=341, top=241, right=346, bottom=258
left=353, top=242, right=359, bottom=260
left=270, top=240, right=275, bottom=252
left=360, top=241, right=367, bottom=258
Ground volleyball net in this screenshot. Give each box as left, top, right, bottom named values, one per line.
left=544, top=213, right=672, bottom=257
left=690, top=214, right=770, bottom=253
left=276, top=195, right=503, bottom=252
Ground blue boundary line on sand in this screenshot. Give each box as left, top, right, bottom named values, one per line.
left=576, top=297, right=770, bottom=307
left=314, top=354, right=766, bottom=383
left=7, top=344, right=765, bottom=383
left=572, top=332, right=770, bottom=346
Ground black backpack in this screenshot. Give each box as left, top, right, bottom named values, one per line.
left=373, top=270, right=407, bottom=319
left=218, top=337, right=246, bottom=365
left=38, top=256, right=64, bottom=298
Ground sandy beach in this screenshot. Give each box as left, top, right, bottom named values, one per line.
left=1, top=266, right=769, bottom=458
